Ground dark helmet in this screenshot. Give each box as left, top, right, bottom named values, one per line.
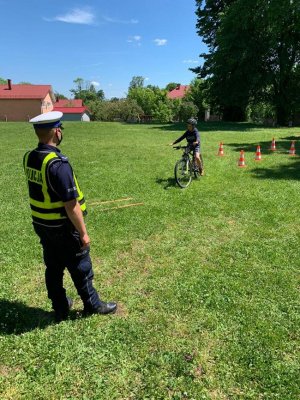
left=187, top=118, right=197, bottom=126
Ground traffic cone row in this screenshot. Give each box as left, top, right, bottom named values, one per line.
left=216, top=139, right=297, bottom=167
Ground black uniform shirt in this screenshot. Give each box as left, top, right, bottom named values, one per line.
left=37, top=144, right=79, bottom=202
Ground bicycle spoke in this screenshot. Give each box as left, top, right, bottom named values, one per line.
left=174, top=159, right=192, bottom=188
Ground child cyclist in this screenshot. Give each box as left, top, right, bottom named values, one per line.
left=170, top=118, right=204, bottom=176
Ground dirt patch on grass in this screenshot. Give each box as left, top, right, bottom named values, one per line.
left=114, top=302, right=129, bottom=318
left=0, top=364, right=22, bottom=377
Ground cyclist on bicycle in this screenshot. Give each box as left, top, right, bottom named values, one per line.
left=170, top=118, right=204, bottom=176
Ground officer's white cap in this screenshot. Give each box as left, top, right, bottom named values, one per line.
left=29, top=111, right=63, bottom=128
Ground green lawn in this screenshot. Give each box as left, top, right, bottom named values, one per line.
left=0, top=121, right=299, bottom=399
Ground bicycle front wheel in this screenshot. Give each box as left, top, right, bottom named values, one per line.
left=174, top=159, right=192, bottom=188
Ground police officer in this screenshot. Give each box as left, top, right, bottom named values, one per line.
left=24, top=111, right=117, bottom=322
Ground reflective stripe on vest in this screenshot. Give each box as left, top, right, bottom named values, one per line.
left=24, top=151, right=86, bottom=223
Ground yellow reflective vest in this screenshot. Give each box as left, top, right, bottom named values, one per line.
left=23, top=149, right=86, bottom=227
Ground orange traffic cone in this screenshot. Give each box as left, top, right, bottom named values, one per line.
left=238, top=150, right=246, bottom=167
left=217, top=142, right=224, bottom=156
left=255, top=145, right=262, bottom=161
left=289, top=140, right=296, bottom=156
left=270, top=138, right=276, bottom=151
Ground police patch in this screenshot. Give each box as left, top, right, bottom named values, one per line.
left=25, top=167, right=43, bottom=184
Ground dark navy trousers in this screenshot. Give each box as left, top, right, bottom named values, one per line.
left=33, top=222, right=101, bottom=314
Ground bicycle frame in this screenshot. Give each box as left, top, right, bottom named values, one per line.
left=174, top=146, right=197, bottom=169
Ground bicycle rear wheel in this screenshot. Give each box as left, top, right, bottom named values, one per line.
left=174, top=159, right=192, bottom=188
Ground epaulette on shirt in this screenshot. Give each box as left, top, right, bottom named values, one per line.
left=55, top=153, right=69, bottom=163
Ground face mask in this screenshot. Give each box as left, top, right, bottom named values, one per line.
left=56, top=129, right=63, bottom=145
left=57, top=133, right=63, bottom=145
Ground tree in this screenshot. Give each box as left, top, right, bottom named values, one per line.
left=0, top=78, right=32, bottom=85
left=184, top=78, right=208, bottom=120
left=165, top=82, right=180, bottom=92
left=169, top=98, right=182, bottom=122
left=70, top=78, right=105, bottom=103
left=128, top=76, right=145, bottom=90
left=178, top=102, right=199, bottom=123
left=193, top=0, right=300, bottom=125
left=118, top=99, right=143, bottom=122
left=55, top=92, right=67, bottom=100
left=153, top=101, right=173, bottom=123
left=127, top=87, right=158, bottom=115
left=86, top=99, right=143, bottom=122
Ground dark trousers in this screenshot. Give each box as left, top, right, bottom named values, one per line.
left=33, top=222, right=101, bottom=313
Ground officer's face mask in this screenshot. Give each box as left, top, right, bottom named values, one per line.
left=55, top=127, right=63, bottom=145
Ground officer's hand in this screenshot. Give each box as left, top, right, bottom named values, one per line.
left=81, top=233, right=91, bottom=248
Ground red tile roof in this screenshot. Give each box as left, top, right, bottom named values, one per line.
left=167, top=85, right=190, bottom=99
left=53, top=107, right=87, bottom=114
left=0, top=84, right=53, bottom=99
left=53, top=99, right=89, bottom=114
left=54, top=99, right=83, bottom=107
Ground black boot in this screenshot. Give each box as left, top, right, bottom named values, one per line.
left=84, top=301, right=117, bottom=316
left=54, top=297, right=73, bottom=322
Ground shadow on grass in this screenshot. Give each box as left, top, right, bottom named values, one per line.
left=156, top=176, right=178, bottom=189
left=226, top=138, right=300, bottom=153
left=150, top=121, right=266, bottom=133
left=252, top=159, right=300, bottom=181
left=0, top=299, right=78, bottom=335
left=280, top=135, right=300, bottom=141
left=224, top=139, right=300, bottom=181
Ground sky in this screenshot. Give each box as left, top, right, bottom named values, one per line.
left=0, top=0, right=206, bottom=99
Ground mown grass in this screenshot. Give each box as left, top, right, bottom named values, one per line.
left=0, top=121, right=299, bottom=399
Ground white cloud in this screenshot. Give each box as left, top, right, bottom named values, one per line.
left=127, top=35, right=141, bottom=42
left=91, top=81, right=100, bottom=87
left=127, top=35, right=142, bottom=46
left=183, top=59, right=198, bottom=64
left=104, top=16, right=138, bottom=24
left=154, top=38, right=167, bottom=46
left=51, top=8, right=96, bottom=25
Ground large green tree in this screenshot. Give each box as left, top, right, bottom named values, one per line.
left=128, top=76, right=145, bottom=90
left=70, top=78, right=105, bottom=103
left=184, top=78, right=208, bottom=120
left=127, top=86, right=165, bottom=115
left=194, top=0, right=300, bottom=125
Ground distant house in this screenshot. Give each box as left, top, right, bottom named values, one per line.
left=167, top=84, right=190, bottom=100
left=0, top=79, right=55, bottom=121
left=53, top=99, right=90, bottom=122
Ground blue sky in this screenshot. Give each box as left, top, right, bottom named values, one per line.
left=0, top=0, right=206, bottom=99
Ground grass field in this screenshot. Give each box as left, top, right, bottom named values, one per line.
left=0, top=121, right=299, bottom=399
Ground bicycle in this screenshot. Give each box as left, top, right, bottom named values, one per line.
left=173, top=146, right=201, bottom=188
